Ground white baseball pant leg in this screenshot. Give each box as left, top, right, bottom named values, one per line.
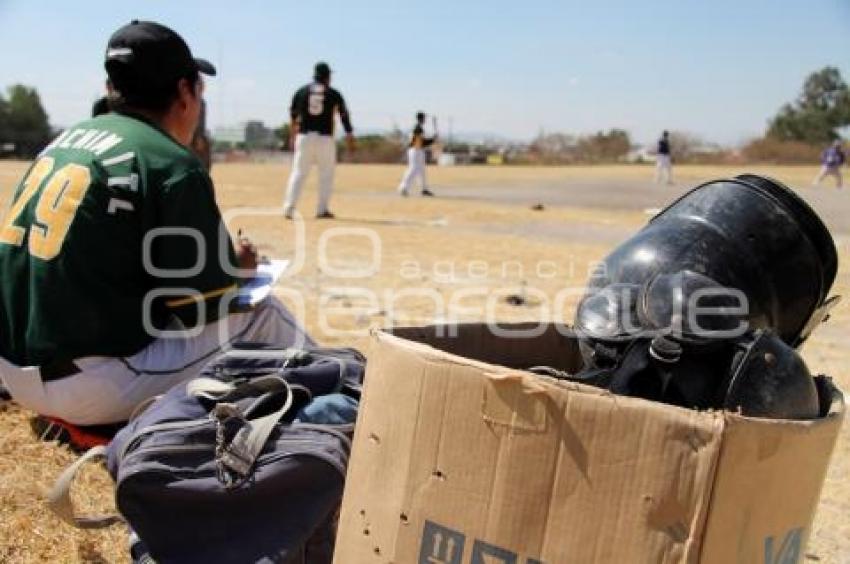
left=417, top=149, right=429, bottom=191
left=316, top=135, right=337, bottom=215
left=398, top=148, right=427, bottom=195
left=0, top=296, right=314, bottom=425
left=284, top=133, right=316, bottom=214
left=655, top=155, right=673, bottom=184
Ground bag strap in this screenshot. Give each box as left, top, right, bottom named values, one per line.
left=189, top=375, right=296, bottom=488
left=47, top=445, right=125, bottom=529
left=188, top=373, right=289, bottom=401
left=214, top=388, right=293, bottom=486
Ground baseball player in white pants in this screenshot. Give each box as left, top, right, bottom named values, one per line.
left=284, top=62, right=354, bottom=219
left=654, top=130, right=674, bottom=185
left=398, top=112, right=436, bottom=197
left=655, top=154, right=673, bottom=184
left=286, top=133, right=337, bottom=217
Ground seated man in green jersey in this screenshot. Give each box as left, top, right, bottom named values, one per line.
left=0, top=21, right=312, bottom=425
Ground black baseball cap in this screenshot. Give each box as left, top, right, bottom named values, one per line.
left=105, top=20, right=216, bottom=90
left=314, top=62, right=332, bottom=79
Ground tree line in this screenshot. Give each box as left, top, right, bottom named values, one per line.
left=2, top=66, right=848, bottom=163
left=0, top=85, right=52, bottom=158
left=742, top=66, right=850, bottom=163
left=523, top=66, right=850, bottom=165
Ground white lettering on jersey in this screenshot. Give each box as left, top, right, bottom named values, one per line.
left=40, top=130, right=71, bottom=155
left=78, top=131, right=110, bottom=151
left=107, top=174, right=139, bottom=192
left=101, top=151, right=135, bottom=167
left=107, top=198, right=134, bottom=215
left=72, top=130, right=101, bottom=149
left=88, top=133, right=123, bottom=156
left=59, top=129, right=88, bottom=148
left=308, top=84, right=326, bottom=116
left=39, top=129, right=130, bottom=164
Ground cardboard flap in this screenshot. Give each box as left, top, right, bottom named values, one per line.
left=481, top=371, right=553, bottom=432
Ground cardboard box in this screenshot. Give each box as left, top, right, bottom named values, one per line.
left=335, top=323, right=844, bottom=564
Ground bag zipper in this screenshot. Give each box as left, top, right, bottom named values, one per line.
left=292, top=422, right=354, bottom=451
left=119, top=418, right=214, bottom=462
left=119, top=435, right=350, bottom=483
left=121, top=426, right=351, bottom=473
left=120, top=443, right=213, bottom=468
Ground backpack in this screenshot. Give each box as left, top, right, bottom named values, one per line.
left=48, top=345, right=365, bottom=564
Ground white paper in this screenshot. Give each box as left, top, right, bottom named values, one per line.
left=236, top=259, right=290, bottom=307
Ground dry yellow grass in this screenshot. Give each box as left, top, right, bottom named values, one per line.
left=0, top=161, right=846, bottom=562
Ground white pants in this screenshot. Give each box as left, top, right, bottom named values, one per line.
left=284, top=133, right=337, bottom=215
left=398, top=147, right=428, bottom=194
left=813, top=166, right=843, bottom=188
left=655, top=155, right=673, bottom=184
left=0, top=297, right=314, bottom=425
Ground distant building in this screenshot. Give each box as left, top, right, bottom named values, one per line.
left=213, top=121, right=277, bottom=150
left=244, top=121, right=276, bottom=149
left=213, top=125, right=246, bottom=146
left=625, top=145, right=656, bottom=163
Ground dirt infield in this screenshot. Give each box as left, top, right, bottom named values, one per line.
left=0, top=161, right=847, bottom=562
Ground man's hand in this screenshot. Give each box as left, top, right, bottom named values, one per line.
left=345, top=133, right=356, bottom=153
left=236, top=236, right=258, bottom=275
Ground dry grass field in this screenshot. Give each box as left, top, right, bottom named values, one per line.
left=0, top=161, right=846, bottom=562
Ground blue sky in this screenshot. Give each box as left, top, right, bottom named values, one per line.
left=1, top=0, right=848, bottom=146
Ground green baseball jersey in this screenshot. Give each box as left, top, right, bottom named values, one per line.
left=0, top=112, right=238, bottom=367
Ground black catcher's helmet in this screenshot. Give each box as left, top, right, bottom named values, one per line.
left=571, top=174, right=838, bottom=419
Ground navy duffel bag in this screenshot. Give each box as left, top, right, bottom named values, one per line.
left=48, top=346, right=365, bottom=564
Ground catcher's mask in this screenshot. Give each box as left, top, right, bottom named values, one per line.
left=571, top=174, right=838, bottom=418
left=568, top=330, right=821, bottom=419
left=577, top=174, right=837, bottom=352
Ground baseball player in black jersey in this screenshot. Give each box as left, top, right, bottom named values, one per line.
left=655, top=130, right=673, bottom=185
left=397, top=112, right=436, bottom=197
left=283, top=62, right=354, bottom=219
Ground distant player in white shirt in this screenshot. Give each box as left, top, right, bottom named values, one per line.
left=284, top=62, right=354, bottom=219
left=398, top=112, right=436, bottom=197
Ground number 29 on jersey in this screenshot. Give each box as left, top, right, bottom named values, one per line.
left=0, top=156, right=92, bottom=261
